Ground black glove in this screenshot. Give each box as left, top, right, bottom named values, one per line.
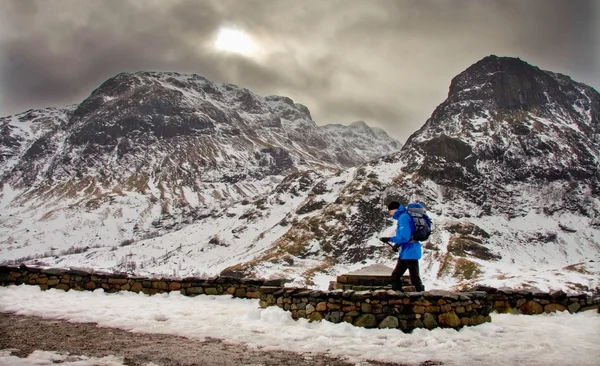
left=392, top=244, right=400, bottom=252
left=379, top=237, right=390, bottom=243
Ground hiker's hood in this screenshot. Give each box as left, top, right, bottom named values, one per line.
left=392, top=205, right=407, bottom=220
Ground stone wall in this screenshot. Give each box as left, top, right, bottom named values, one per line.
left=470, top=286, right=600, bottom=315
left=0, top=265, right=283, bottom=297
left=1, top=265, right=598, bottom=333
left=259, top=287, right=492, bottom=332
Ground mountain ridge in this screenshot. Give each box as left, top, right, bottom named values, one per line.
left=1, top=56, right=599, bottom=294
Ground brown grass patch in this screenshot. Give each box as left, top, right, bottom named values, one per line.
left=564, top=263, right=592, bottom=275
left=453, top=258, right=482, bottom=281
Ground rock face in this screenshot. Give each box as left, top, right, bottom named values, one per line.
left=404, top=55, right=599, bottom=198
left=1, top=72, right=400, bottom=195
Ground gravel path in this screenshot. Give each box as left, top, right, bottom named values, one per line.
left=0, top=312, right=429, bottom=366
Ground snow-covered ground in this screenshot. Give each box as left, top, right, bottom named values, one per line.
left=1, top=286, right=598, bottom=366
left=0, top=351, right=125, bottom=366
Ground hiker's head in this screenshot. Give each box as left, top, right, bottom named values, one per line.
left=387, top=201, right=401, bottom=216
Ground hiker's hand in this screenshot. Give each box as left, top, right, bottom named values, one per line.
left=392, top=244, right=400, bottom=252
left=379, top=237, right=390, bottom=243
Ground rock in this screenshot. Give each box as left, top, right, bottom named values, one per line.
left=308, top=312, right=323, bottom=322
left=328, top=311, right=344, bottom=323
left=494, top=300, right=513, bottom=313
left=305, top=304, right=315, bottom=314
left=41, top=268, right=65, bottom=276
left=246, top=291, right=260, bottom=298
left=46, top=278, right=60, bottom=286
left=361, top=302, right=372, bottom=313
left=234, top=288, right=246, bottom=297
left=354, top=314, right=378, bottom=328
left=567, top=302, right=581, bottom=314
left=425, top=306, right=440, bottom=313
left=56, top=284, right=69, bottom=291
left=544, top=304, right=566, bottom=313
left=378, top=316, right=399, bottom=329
left=83, top=281, right=96, bottom=290
left=204, top=287, right=218, bottom=295
left=520, top=300, right=543, bottom=315
left=131, top=282, right=143, bottom=292
left=168, top=282, right=182, bottom=291
left=423, top=313, right=438, bottom=330
left=187, top=287, right=204, bottom=295
left=579, top=305, right=599, bottom=312
left=108, top=278, right=129, bottom=285
left=413, top=305, right=425, bottom=314
left=438, top=312, right=462, bottom=327
left=316, top=302, right=327, bottom=311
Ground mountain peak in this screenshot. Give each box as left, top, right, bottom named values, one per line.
left=349, top=121, right=369, bottom=128
left=447, top=55, right=560, bottom=110
left=403, top=55, right=599, bottom=194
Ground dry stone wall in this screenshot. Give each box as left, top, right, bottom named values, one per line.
left=1, top=265, right=598, bottom=333
left=469, top=286, right=600, bottom=315
left=0, top=265, right=279, bottom=298
left=259, top=287, right=493, bottom=332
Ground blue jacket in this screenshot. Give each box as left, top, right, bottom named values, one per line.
left=389, top=204, right=422, bottom=260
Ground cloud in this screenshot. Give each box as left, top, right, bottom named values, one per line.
left=1, top=0, right=598, bottom=142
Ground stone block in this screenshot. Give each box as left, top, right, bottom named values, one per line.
left=520, top=300, right=543, bottom=315
left=316, top=302, right=328, bottom=311
left=567, top=302, right=580, bottom=314
left=205, top=287, right=218, bottom=295
left=544, top=303, right=566, bottom=313
left=47, top=279, right=60, bottom=286
left=353, top=314, right=378, bottom=328
left=246, top=291, right=260, bottom=298
left=378, top=316, right=399, bottom=329
left=56, top=284, right=70, bottom=291
left=438, top=312, right=462, bottom=327
left=423, top=313, right=438, bottom=329
left=131, top=282, right=143, bottom=292
left=168, top=282, right=182, bottom=291
left=187, top=287, right=205, bottom=295
left=309, top=312, right=323, bottom=322
left=361, top=302, right=372, bottom=313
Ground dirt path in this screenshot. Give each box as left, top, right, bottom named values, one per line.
left=0, top=312, right=432, bottom=366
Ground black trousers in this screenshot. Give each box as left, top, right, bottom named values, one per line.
left=391, top=259, right=424, bottom=292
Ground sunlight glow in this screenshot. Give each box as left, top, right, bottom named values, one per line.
left=214, top=27, right=259, bottom=56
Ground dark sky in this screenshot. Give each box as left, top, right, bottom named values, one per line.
left=1, top=0, right=598, bottom=142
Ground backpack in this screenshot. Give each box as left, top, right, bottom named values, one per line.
left=406, top=204, right=432, bottom=242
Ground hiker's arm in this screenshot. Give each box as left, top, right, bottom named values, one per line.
left=389, top=214, right=412, bottom=244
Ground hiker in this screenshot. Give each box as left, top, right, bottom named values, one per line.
left=379, top=201, right=425, bottom=292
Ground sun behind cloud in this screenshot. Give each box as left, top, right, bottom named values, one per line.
left=213, top=27, right=259, bottom=57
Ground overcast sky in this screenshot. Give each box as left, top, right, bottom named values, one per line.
left=1, top=0, right=598, bottom=142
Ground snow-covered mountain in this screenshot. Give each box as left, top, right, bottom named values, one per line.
left=0, top=71, right=400, bottom=268
left=1, top=56, right=599, bottom=294
left=321, top=121, right=402, bottom=163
